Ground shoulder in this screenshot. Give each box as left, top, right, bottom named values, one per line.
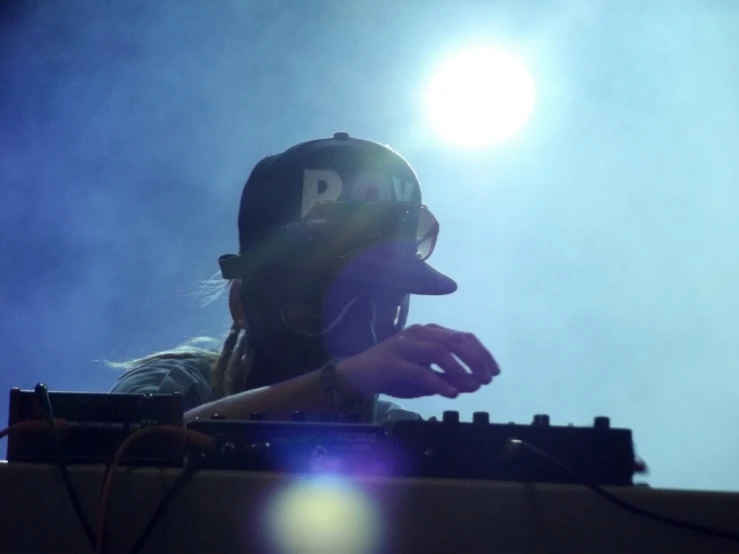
left=374, top=398, right=423, bottom=423
left=109, top=353, right=215, bottom=411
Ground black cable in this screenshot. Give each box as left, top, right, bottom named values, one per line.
left=128, top=454, right=203, bottom=554
left=507, top=438, right=739, bottom=544
left=34, top=383, right=97, bottom=551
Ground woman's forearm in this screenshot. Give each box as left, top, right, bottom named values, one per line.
left=184, top=368, right=337, bottom=423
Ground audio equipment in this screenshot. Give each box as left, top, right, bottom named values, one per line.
left=187, top=410, right=638, bottom=486
left=7, top=388, right=184, bottom=466
left=6, top=388, right=638, bottom=485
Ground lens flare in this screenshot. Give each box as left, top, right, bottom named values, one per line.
left=264, top=476, right=381, bottom=554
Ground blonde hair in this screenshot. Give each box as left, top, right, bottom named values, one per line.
left=108, top=276, right=256, bottom=399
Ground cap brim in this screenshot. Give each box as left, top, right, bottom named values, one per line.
left=339, top=256, right=458, bottom=295
left=387, top=260, right=458, bottom=295
left=219, top=251, right=458, bottom=296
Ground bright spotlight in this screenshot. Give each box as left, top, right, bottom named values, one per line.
left=427, top=46, right=536, bottom=148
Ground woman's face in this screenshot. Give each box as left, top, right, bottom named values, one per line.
left=279, top=275, right=408, bottom=359
left=242, top=255, right=408, bottom=348
left=237, top=250, right=412, bottom=392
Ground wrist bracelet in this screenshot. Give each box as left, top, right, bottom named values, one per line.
left=320, top=359, right=365, bottom=413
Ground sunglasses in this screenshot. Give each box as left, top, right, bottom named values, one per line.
left=299, top=201, right=439, bottom=262
left=220, top=201, right=439, bottom=280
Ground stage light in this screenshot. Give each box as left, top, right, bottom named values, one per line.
left=427, top=46, right=536, bottom=148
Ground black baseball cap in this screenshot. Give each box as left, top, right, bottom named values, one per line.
left=219, top=132, right=457, bottom=295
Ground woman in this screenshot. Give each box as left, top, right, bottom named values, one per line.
left=110, top=133, right=499, bottom=423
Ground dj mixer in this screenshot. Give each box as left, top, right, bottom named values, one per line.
left=8, top=387, right=639, bottom=486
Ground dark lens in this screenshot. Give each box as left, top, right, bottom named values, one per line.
left=303, top=202, right=434, bottom=260
left=415, top=208, right=437, bottom=260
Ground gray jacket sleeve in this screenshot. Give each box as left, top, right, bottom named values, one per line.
left=110, top=357, right=420, bottom=422
left=374, top=399, right=423, bottom=423
left=109, top=357, right=215, bottom=413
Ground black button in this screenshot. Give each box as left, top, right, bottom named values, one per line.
left=333, top=132, right=350, bottom=140
left=442, top=411, right=459, bottom=423
left=473, top=412, right=489, bottom=424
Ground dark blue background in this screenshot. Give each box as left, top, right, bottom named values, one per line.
left=2, top=0, right=738, bottom=491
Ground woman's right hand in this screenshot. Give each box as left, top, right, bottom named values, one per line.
left=336, top=323, right=500, bottom=399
